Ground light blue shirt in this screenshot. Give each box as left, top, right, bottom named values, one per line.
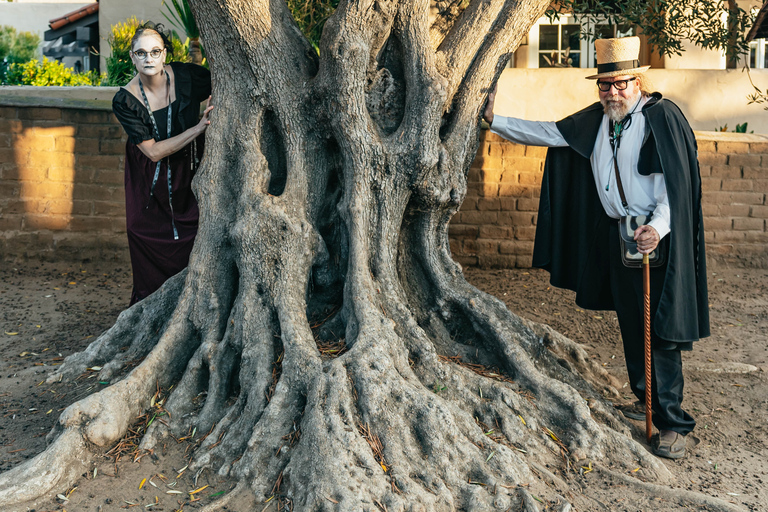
left=490, top=95, right=671, bottom=239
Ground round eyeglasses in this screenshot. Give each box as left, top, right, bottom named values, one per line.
left=596, top=78, right=636, bottom=92
left=133, top=48, right=165, bottom=61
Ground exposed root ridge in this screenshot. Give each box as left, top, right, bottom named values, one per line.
left=524, top=320, right=622, bottom=397
left=0, top=429, right=90, bottom=507
left=442, top=287, right=673, bottom=477
left=141, top=285, right=277, bottom=461
left=197, top=482, right=256, bottom=512
left=46, top=272, right=186, bottom=384
left=0, top=288, right=204, bottom=509
left=393, top=228, right=675, bottom=483
left=594, top=465, right=748, bottom=512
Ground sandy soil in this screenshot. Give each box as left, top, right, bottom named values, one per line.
left=0, top=261, right=766, bottom=511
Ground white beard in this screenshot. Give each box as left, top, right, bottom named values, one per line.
left=602, top=92, right=640, bottom=122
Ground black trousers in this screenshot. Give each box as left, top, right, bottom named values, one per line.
left=602, top=217, right=696, bottom=435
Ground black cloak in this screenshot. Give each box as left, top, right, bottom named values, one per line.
left=532, top=93, right=710, bottom=342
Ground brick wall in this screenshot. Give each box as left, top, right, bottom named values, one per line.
left=0, top=103, right=128, bottom=261
left=1, top=102, right=766, bottom=267
left=450, top=130, right=768, bottom=269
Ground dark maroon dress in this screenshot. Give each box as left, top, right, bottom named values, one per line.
left=112, top=62, right=211, bottom=305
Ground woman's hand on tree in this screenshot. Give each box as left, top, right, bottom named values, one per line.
left=197, top=96, right=213, bottom=133
left=138, top=97, right=214, bottom=162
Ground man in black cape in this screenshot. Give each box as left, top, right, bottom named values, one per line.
left=484, top=37, right=709, bottom=459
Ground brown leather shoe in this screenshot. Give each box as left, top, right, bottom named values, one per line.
left=652, top=429, right=686, bottom=459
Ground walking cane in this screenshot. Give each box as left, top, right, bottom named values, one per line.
left=643, top=253, right=652, bottom=444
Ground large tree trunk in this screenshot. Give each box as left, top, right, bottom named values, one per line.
left=0, top=1, right=746, bottom=511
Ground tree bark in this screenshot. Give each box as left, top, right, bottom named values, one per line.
left=0, top=1, right=748, bottom=511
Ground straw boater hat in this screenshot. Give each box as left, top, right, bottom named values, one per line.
left=585, top=36, right=650, bottom=80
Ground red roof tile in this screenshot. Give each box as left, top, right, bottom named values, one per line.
left=48, top=3, right=99, bottom=31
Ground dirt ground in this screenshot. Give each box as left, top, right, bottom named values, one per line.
left=0, top=260, right=766, bottom=511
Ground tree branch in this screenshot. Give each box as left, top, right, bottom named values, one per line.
left=393, top=1, right=447, bottom=154
left=436, top=0, right=508, bottom=96
left=428, top=0, right=467, bottom=49
left=442, top=0, right=550, bottom=166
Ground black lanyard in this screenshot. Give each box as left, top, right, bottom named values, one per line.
left=138, top=71, right=179, bottom=240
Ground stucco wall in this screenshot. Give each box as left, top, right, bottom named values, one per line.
left=493, top=68, right=768, bottom=134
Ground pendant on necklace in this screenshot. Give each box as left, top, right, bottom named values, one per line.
left=606, top=184, right=610, bottom=191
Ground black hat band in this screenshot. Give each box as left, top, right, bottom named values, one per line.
left=597, top=59, right=640, bottom=74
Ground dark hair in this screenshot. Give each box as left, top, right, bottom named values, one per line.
left=131, top=21, right=174, bottom=57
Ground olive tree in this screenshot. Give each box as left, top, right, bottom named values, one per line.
left=0, top=1, right=750, bottom=510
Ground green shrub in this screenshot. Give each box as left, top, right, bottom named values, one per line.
left=0, top=26, right=41, bottom=64
left=3, top=57, right=101, bottom=86
left=170, top=36, right=190, bottom=63
left=1, top=26, right=42, bottom=82
left=104, top=17, right=141, bottom=87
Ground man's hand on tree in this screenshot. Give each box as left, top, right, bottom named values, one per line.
left=634, top=225, right=660, bottom=254
left=483, top=83, right=497, bottom=125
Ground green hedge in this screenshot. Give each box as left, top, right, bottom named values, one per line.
left=3, top=58, right=101, bottom=86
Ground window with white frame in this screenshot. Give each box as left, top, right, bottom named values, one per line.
left=538, top=22, right=582, bottom=67
left=749, top=39, right=768, bottom=68
left=527, top=16, right=636, bottom=69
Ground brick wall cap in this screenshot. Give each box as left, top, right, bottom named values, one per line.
left=0, top=86, right=117, bottom=112
left=694, top=131, right=768, bottom=143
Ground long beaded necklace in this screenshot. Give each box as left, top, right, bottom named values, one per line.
left=138, top=70, right=179, bottom=240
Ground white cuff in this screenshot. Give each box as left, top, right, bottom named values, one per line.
left=647, top=215, right=670, bottom=240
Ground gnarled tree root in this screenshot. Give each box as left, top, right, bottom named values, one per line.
left=0, top=429, right=90, bottom=506
left=45, top=271, right=186, bottom=384
left=594, top=465, right=747, bottom=512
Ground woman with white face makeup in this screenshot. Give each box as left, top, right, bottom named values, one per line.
left=112, top=22, right=213, bottom=305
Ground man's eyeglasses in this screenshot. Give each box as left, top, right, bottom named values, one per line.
left=597, top=78, right=636, bottom=92
left=132, top=48, right=165, bottom=61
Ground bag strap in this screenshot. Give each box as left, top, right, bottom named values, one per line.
left=609, top=120, right=631, bottom=216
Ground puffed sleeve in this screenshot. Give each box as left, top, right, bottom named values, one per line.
left=188, top=64, right=211, bottom=102
left=112, top=90, right=154, bottom=145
